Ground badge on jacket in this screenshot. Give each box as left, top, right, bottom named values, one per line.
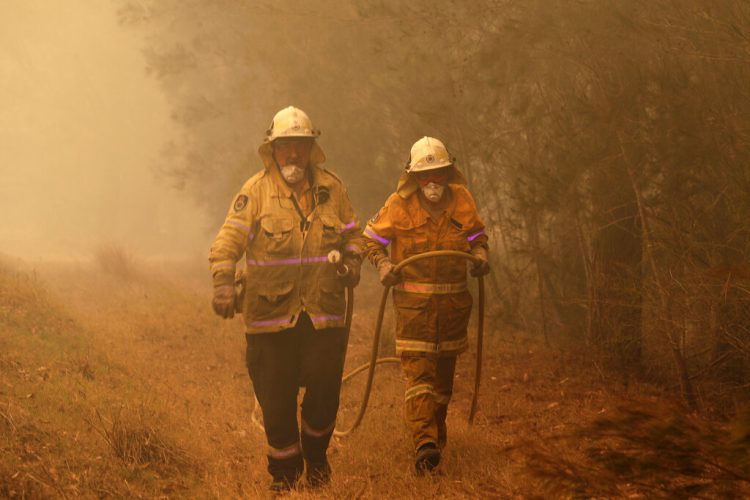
left=233, top=194, right=249, bottom=212
left=314, top=186, right=330, bottom=205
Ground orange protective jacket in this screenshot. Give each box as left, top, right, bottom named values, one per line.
left=364, top=184, right=489, bottom=356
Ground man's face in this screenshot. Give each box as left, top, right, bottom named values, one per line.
left=273, top=138, right=314, bottom=186
left=273, top=137, right=313, bottom=169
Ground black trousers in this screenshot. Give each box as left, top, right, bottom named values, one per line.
left=245, top=312, right=348, bottom=457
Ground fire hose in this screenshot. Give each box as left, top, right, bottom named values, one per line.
left=333, top=250, right=485, bottom=436
left=251, top=250, right=485, bottom=437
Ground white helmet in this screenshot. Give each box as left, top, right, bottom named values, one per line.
left=406, top=136, right=454, bottom=172
left=258, top=106, right=325, bottom=169
left=264, top=106, right=320, bottom=141
left=397, top=136, right=466, bottom=198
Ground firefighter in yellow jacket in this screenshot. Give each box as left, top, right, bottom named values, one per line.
left=364, top=137, right=489, bottom=473
left=209, top=106, right=363, bottom=492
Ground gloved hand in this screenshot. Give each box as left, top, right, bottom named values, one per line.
left=339, top=256, right=362, bottom=288
left=377, top=259, right=401, bottom=287
left=470, top=247, right=490, bottom=277
left=212, top=282, right=236, bottom=319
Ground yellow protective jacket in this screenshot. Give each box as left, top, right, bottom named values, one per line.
left=364, top=184, right=489, bottom=356
left=210, top=164, right=364, bottom=334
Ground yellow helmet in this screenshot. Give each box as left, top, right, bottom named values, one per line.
left=406, top=136, right=454, bottom=173
left=258, top=106, right=326, bottom=169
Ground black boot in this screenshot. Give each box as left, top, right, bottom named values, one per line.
left=415, top=443, right=441, bottom=474
left=302, top=430, right=333, bottom=488
left=267, top=454, right=304, bottom=493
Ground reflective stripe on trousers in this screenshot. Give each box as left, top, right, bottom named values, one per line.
left=396, top=336, right=468, bottom=355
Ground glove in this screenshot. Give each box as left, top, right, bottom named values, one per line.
left=377, top=259, right=401, bottom=287
left=339, top=256, right=362, bottom=288
left=212, top=282, right=236, bottom=319
left=470, top=247, right=490, bottom=277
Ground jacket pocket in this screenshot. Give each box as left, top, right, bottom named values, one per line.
left=249, top=281, right=295, bottom=319
left=433, top=224, right=471, bottom=281
left=444, top=224, right=471, bottom=252
left=397, top=218, right=429, bottom=257
left=319, top=213, right=344, bottom=251
left=439, top=291, right=473, bottom=337
left=403, top=237, right=429, bottom=257
left=260, top=217, right=295, bottom=256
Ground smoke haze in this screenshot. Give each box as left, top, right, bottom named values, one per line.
left=0, top=0, right=208, bottom=260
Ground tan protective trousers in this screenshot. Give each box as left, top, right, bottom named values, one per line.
left=401, top=354, right=457, bottom=451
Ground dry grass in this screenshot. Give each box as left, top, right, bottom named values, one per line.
left=2, top=255, right=750, bottom=498
left=88, top=407, right=194, bottom=472
left=0, top=258, right=201, bottom=498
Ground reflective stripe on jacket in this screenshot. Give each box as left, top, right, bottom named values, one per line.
left=210, top=165, right=364, bottom=334
left=364, top=184, right=489, bottom=355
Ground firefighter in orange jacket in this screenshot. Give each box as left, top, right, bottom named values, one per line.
left=209, top=106, right=363, bottom=492
left=364, top=137, right=489, bottom=473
